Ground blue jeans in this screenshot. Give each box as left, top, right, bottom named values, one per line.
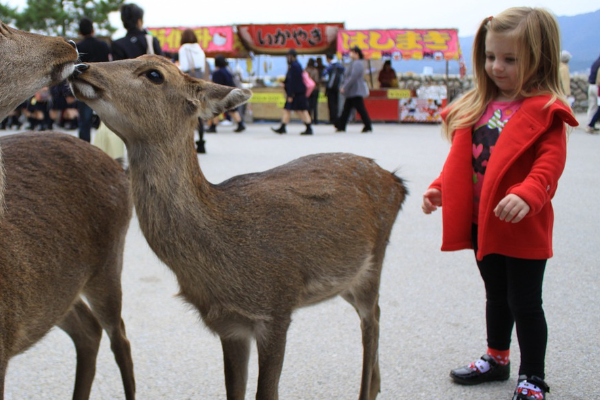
left=77, top=101, right=94, bottom=142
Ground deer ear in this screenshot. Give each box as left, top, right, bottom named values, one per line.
left=195, top=83, right=252, bottom=120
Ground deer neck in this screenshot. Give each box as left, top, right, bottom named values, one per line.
left=126, top=129, right=221, bottom=272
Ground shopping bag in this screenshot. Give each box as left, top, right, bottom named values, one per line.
left=302, top=71, right=316, bottom=97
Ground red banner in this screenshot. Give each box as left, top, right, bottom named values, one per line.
left=237, top=23, right=344, bottom=55
left=337, top=29, right=461, bottom=61
left=147, top=26, right=249, bottom=58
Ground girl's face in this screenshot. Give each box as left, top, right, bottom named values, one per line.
left=484, top=31, right=520, bottom=100
left=350, top=51, right=359, bottom=60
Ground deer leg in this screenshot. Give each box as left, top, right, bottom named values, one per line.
left=84, top=274, right=135, bottom=400
left=342, top=290, right=381, bottom=400
left=255, top=316, right=291, bottom=400
left=221, top=336, right=251, bottom=400
left=57, top=299, right=103, bottom=400
left=0, top=353, right=6, bottom=400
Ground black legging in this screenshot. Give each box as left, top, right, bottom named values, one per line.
left=336, top=96, right=372, bottom=130
left=472, top=224, right=548, bottom=378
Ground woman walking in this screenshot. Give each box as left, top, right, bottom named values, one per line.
left=335, top=46, right=372, bottom=133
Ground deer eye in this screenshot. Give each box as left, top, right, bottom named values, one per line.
left=144, top=70, right=164, bottom=84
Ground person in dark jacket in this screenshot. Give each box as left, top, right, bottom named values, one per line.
left=586, top=53, right=600, bottom=133
left=207, top=55, right=245, bottom=133
left=324, top=53, right=344, bottom=125
left=272, top=49, right=313, bottom=135
left=76, top=17, right=109, bottom=142
left=111, top=3, right=163, bottom=60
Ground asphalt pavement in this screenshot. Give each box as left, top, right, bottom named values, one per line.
left=1, top=117, right=598, bottom=399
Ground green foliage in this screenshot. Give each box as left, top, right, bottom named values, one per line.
left=0, top=3, right=18, bottom=24
left=0, top=0, right=125, bottom=37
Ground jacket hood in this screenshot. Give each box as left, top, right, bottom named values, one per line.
left=180, top=43, right=204, bottom=56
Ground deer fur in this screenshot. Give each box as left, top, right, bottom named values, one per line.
left=70, top=55, right=407, bottom=400
left=0, top=21, right=77, bottom=216
left=0, top=22, right=135, bottom=399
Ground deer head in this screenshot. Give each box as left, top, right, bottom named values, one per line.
left=0, top=21, right=78, bottom=119
left=69, top=55, right=251, bottom=146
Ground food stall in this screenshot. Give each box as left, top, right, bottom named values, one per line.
left=147, top=25, right=250, bottom=58
left=337, top=28, right=466, bottom=123
left=237, top=23, right=344, bottom=121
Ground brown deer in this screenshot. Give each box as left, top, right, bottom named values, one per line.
left=0, top=23, right=136, bottom=399
left=70, top=55, right=407, bottom=400
left=0, top=21, right=78, bottom=215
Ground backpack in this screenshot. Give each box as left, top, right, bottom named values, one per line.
left=302, top=71, right=316, bottom=97
left=326, top=64, right=344, bottom=91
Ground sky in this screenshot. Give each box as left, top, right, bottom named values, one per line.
left=3, top=0, right=599, bottom=38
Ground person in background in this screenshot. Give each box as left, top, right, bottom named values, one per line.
left=178, top=28, right=208, bottom=152
left=335, top=46, right=372, bottom=133
left=111, top=3, right=163, bottom=61
left=178, top=28, right=207, bottom=79
left=324, top=53, right=344, bottom=126
left=378, top=60, right=398, bottom=88
left=271, top=49, right=313, bottom=135
left=206, top=55, right=245, bottom=134
left=50, top=84, right=78, bottom=130
left=315, top=56, right=326, bottom=80
left=305, top=58, right=321, bottom=124
left=558, top=51, right=571, bottom=101
left=76, top=17, right=109, bottom=142
left=586, top=52, right=600, bottom=133
left=422, top=8, right=577, bottom=400
left=25, top=87, right=51, bottom=131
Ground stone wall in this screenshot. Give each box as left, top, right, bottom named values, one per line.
left=394, top=74, right=589, bottom=113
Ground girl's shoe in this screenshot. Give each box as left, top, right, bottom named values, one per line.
left=450, top=354, right=510, bottom=385
left=512, top=375, right=549, bottom=400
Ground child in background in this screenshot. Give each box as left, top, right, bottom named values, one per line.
left=421, top=7, right=577, bottom=400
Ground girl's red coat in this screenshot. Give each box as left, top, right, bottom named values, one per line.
left=430, top=95, right=578, bottom=260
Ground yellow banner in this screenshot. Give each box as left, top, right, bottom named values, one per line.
left=386, top=89, right=411, bottom=99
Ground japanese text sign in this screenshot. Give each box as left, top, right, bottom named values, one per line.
left=147, top=26, right=248, bottom=57
left=237, top=23, right=344, bottom=55
left=337, top=29, right=460, bottom=61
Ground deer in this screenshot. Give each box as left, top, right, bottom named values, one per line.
left=0, top=22, right=136, bottom=399
left=69, top=54, right=408, bottom=400
left=0, top=21, right=79, bottom=213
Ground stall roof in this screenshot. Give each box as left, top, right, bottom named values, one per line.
left=147, top=26, right=250, bottom=58
left=237, top=23, right=344, bottom=55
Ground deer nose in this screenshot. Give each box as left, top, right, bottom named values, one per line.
left=73, top=64, right=90, bottom=77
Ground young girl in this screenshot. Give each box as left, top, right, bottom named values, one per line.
left=422, top=8, right=577, bottom=400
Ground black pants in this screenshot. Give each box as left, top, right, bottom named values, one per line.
left=336, top=96, right=372, bottom=130
left=308, top=90, right=319, bottom=124
left=472, top=225, right=547, bottom=378
left=326, top=89, right=339, bottom=125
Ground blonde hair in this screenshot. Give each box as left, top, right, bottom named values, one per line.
left=443, top=7, right=567, bottom=140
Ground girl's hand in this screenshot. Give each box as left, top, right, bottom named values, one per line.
left=494, top=194, right=530, bottom=223
left=422, top=188, right=442, bottom=214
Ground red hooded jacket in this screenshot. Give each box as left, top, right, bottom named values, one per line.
left=429, top=95, right=578, bottom=260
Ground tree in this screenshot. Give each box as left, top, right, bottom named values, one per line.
left=0, top=0, right=125, bottom=38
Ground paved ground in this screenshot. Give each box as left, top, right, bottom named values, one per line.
left=1, top=117, right=598, bottom=399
